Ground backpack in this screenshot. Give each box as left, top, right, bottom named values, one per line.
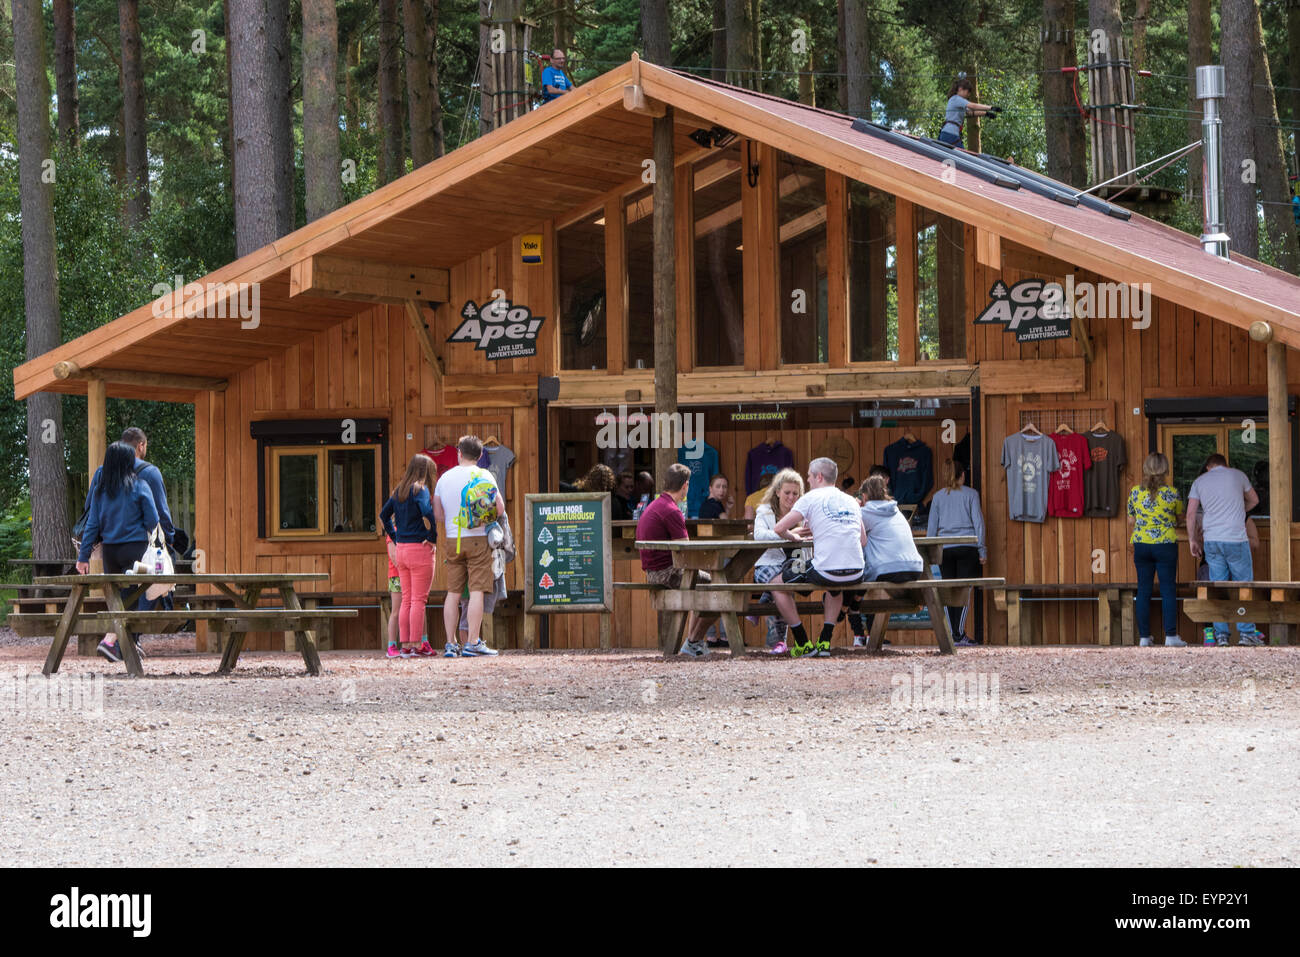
left=453, top=467, right=498, bottom=553
left=72, top=460, right=149, bottom=548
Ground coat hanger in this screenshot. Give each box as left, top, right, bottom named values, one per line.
left=1019, top=421, right=1042, bottom=436
left=1090, top=419, right=1110, bottom=433
left=1054, top=423, right=1074, bottom=434
left=902, top=427, right=918, bottom=443
left=484, top=434, right=500, bottom=447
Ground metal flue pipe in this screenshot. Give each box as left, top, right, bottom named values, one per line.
left=1196, top=65, right=1230, bottom=258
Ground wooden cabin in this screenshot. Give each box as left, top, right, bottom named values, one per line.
left=16, top=58, right=1300, bottom=650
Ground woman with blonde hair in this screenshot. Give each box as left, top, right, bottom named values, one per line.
left=380, top=453, right=439, bottom=657
left=753, top=468, right=805, bottom=653
left=1126, top=452, right=1185, bottom=647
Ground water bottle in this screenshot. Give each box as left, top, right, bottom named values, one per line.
left=154, top=546, right=164, bottom=575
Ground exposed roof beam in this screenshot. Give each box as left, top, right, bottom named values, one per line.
left=290, top=255, right=450, bottom=305
left=404, top=300, right=445, bottom=387
left=52, top=361, right=229, bottom=393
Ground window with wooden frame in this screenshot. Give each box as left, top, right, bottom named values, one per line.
left=1159, top=424, right=1270, bottom=515
left=252, top=419, right=388, bottom=540
left=914, top=204, right=967, bottom=361
left=558, top=210, right=607, bottom=370
left=692, top=143, right=745, bottom=367
left=847, top=180, right=898, bottom=362
left=777, top=152, right=828, bottom=365
left=1145, top=395, right=1299, bottom=521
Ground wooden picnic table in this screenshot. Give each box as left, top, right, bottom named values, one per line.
left=1184, top=580, right=1300, bottom=644
left=632, top=535, right=982, bottom=657
left=32, top=573, right=356, bottom=678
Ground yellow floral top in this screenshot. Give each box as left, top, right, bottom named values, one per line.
left=1126, top=485, right=1184, bottom=544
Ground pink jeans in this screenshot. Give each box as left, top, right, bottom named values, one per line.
left=393, top=542, right=435, bottom=644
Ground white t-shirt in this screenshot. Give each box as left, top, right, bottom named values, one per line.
left=434, top=464, right=499, bottom=538
left=790, top=486, right=865, bottom=580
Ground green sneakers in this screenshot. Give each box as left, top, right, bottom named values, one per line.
left=789, top=640, right=832, bottom=659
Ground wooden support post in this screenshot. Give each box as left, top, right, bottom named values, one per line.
left=404, top=299, right=445, bottom=386
left=896, top=199, right=918, bottom=366
left=1268, top=340, right=1292, bottom=579
left=651, top=105, right=677, bottom=483
left=599, top=612, right=612, bottom=649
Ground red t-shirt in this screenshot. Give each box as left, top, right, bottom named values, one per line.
left=422, top=446, right=460, bottom=476
left=636, top=494, right=688, bottom=572
left=1049, top=433, right=1092, bottom=517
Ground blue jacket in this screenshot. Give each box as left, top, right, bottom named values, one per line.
left=87, top=458, right=174, bottom=543
left=78, top=480, right=160, bottom=562
left=381, top=487, right=437, bottom=544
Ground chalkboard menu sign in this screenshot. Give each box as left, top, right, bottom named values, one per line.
left=524, top=493, right=613, bottom=613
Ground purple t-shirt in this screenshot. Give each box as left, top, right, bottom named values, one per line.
left=636, top=494, right=687, bottom=572
left=745, top=442, right=794, bottom=495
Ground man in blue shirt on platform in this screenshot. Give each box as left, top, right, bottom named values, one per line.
left=541, top=49, right=574, bottom=102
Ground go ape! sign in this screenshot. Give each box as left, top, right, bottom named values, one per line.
left=447, top=292, right=547, bottom=360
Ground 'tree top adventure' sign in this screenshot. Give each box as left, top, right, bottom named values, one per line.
left=973, top=278, right=1072, bottom=343
left=448, top=295, right=547, bottom=361
left=524, top=493, right=612, bottom=614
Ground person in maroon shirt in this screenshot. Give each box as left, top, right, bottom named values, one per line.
left=636, top=463, right=720, bottom=656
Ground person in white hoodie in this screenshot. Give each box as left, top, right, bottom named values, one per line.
left=926, top=458, right=987, bottom=645
left=845, top=474, right=925, bottom=646
left=752, top=468, right=805, bottom=654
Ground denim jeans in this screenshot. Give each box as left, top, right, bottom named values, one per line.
left=754, top=563, right=786, bottom=647
left=1203, top=540, right=1257, bottom=637
left=1132, top=542, right=1179, bottom=638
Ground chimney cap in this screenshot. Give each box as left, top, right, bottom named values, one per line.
left=1195, top=65, right=1225, bottom=100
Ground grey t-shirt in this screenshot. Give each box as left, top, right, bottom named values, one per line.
left=1189, top=466, right=1252, bottom=543
left=944, top=95, right=969, bottom=128
left=1001, top=433, right=1060, bottom=523
left=479, top=444, right=516, bottom=494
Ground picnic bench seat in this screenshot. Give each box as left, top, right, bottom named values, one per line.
left=990, top=581, right=1227, bottom=645
left=1184, top=581, right=1300, bottom=644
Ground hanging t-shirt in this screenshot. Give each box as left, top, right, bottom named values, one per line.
left=744, top=442, right=794, bottom=494
left=789, top=486, right=865, bottom=581
left=677, top=442, right=719, bottom=519
left=1001, top=433, right=1060, bottom=522
left=883, top=438, right=934, bottom=505
left=1049, top=433, right=1092, bottom=518
left=422, top=446, right=460, bottom=476
left=1083, top=430, right=1127, bottom=517
left=476, top=444, right=516, bottom=495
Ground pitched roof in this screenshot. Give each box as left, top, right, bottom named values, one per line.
left=15, top=58, right=1300, bottom=401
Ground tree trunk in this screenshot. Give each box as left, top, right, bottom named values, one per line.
left=711, top=0, right=726, bottom=79
left=1132, top=0, right=1151, bottom=68
left=477, top=0, right=493, bottom=137
left=224, top=0, right=236, bottom=196
left=1042, top=0, right=1087, bottom=186
left=303, top=0, right=342, bottom=222
left=1288, top=0, right=1300, bottom=173
left=404, top=0, right=435, bottom=167
left=725, top=0, right=753, bottom=89
left=13, top=0, right=72, bottom=561
left=1248, top=3, right=1299, bottom=273
left=749, top=0, right=761, bottom=91
left=1087, top=0, right=1124, bottom=186
left=230, top=1, right=283, bottom=255
left=843, top=0, right=870, bottom=120
left=1221, top=0, right=1258, bottom=259
left=119, top=0, right=149, bottom=227
left=53, top=0, right=78, bottom=148
left=378, top=0, right=404, bottom=183
left=426, top=0, right=445, bottom=158
left=1186, top=0, right=1211, bottom=203
left=267, top=0, right=295, bottom=235
left=641, top=0, right=676, bottom=480
left=836, top=0, right=847, bottom=111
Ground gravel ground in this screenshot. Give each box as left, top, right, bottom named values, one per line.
left=1, top=631, right=1297, bottom=867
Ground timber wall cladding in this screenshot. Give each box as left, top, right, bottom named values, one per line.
left=976, top=256, right=1295, bottom=646
left=196, top=296, right=545, bottom=652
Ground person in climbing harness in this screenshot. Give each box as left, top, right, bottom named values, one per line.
left=939, top=75, right=1000, bottom=147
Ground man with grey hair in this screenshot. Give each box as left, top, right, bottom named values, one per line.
left=770, top=457, right=866, bottom=658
